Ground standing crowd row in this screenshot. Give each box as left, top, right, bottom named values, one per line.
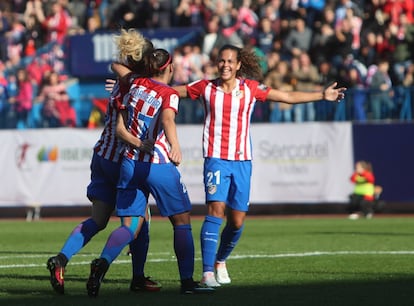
left=1, top=0, right=414, bottom=129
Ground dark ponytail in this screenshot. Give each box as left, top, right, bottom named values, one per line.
left=148, top=49, right=172, bottom=77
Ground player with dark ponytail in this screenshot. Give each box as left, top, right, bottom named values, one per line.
left=86, top=48, right=214, bottom=296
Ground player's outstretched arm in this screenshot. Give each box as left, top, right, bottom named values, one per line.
left=266, top=82, right=346, bottom=104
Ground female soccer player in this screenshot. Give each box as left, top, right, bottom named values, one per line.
left=172, top=44, right=346, bottom=287
left=46, top=29, right=160, bottom=294
left=86, top=48, right=214, bottom=296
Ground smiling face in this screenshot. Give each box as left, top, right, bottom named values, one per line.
left=217, top=48, right=241, bottom=82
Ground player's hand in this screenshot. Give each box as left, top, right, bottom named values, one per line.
left=139, top=139, right=155, bottom=155
left=105, top=79, right=116, bottom=92
left=168, top=146, right=182, bottom=166
left=324, top=82, right=346, bottom=102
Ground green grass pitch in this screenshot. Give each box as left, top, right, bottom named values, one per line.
left=1, top=216, right=414, bottom=306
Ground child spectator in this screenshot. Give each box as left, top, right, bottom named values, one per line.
left=348, top=160, right=375, bottom=219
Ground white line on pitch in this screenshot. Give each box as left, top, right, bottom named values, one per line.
left=1, top=250, right=414, bottom=269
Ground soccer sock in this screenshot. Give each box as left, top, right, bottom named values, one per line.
left=130, top=220, right=149, bottom=279
left=173, top=224, right=194, bottom=280
left=60, top=218, right=99, bottom=261
left=216, top=224, right=245, bottom=262
left=101, top=225, right=135, bottom=264
left=200, top=215, right=223, bottom=272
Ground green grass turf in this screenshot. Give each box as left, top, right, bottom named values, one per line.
left=1, top=216, right=414, bottom=306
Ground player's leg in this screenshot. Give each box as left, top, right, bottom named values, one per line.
left=148, top=163, right=213, bottom=294
left=47, top=200, right=113, bottom=294
left=215, top=160, right=251, bottom=284
left=47, top=153, right=118, bottom=294
left=129, top=206, right=161, bottom=292
left=62, top=200, right=112, bottom=261
left=215, top=209, right=246, bottom=284
left=199, top=158, right=230, bottom=287
left=87, top=158, right=148, bottom=297
left=170, top=211, right=214, bottom=294
left=200, top=203, right=224, bottom=287
left=87, top=215, right=144, bottom=297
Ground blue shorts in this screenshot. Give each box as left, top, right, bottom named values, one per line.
left=117, top=158, right=192, bottom=217
left=203, top=158, right=252, bottom=212
left=86, top=152, right=120, bottom=209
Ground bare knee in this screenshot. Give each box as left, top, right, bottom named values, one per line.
left=169, top=212, right=191, bottom=226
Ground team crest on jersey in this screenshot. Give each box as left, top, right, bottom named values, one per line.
left=234, top=90, right=244, bottom=99
left=208, top=184, right=217, bottom=195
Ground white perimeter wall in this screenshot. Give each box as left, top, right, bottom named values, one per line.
left=0, top=122, right=354, bottom=207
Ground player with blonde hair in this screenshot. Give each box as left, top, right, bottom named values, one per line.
left=47, top=28, right=160, bottom=295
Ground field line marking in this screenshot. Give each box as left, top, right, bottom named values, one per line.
left=1, top=250, right=414, bottom=269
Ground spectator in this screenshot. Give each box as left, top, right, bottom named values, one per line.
left=66, top=0, right=87, bottom=29
left=375, top=27, right=395, bottom=62
left=0, top=8, right=11, bottom=63
left=310, top=19, right=335, bottom=65
left=221, top=0, right=259, bottom=47
left=23, top=0, right=46, bottom=53
left=106, top=0, right=136, bottom=30
left=369, top=58, right=395, bottom=120
left=344, top=7, right=363, bottom=57
left=33, top=0, right=72, bottom=44
left=174, top=0, right=208, bottom=28
left=5, top=15, right=26, bottom=68
left=291, top=51, right=320, bottom=121
left=357, top=30, right=378, bottom=68
left=135, top=0, right=170, bottom=29
left=348, top=160, right=376, bottom=219
left=329, top=17, right=354, bottom=70
left=298, top=0, right=325, bottom=28
left=26, top=55, right=53, bottom=90
left=264, top=60, right=294, bottom=122
left=334, top=0, right=361, bottom=27
left=344, top=65, right=369, bottom=121
left=315, top=60, right=338, bottom=120
left=8, top=68, right=33, bottom=129
left=256, top=17, right=275, bottom=55
left=36, top=71, right=76, bottom=127
left=0, top=64, right=10, bottom=129
left=201, top=15, right=227, bottom=60
left=266, top=49, right=281, bottom=71
left=399, top=63, right=414, bottom=120
left=282, top=15, right=313, bottom=59
left=172, top=44, right=203, bottom=124
left=388, top=13, right=414, bottom=86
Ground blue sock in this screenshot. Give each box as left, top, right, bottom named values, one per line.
left=200, top=215, right=223, bottom=272
left=101, top=225, right=135, bottom=264
left=174, top=224, right=194, bottom=280
left=130, top=220, right=149, bottom=278
left=216, top=224, right=244, bottom=262
left=60, top=218, right=99, bottom=261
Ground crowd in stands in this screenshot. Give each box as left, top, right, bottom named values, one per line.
left=0, top=0, right=413, bottom=129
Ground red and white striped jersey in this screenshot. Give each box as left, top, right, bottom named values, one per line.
left=93, top=80, right=126, bottom=162
left=186, top=78, right=270, bottom=161
left=122, top=77, right=179, bottom=163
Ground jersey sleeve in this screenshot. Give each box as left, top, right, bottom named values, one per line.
left=163, top=92, right=179, bottom=113
left=186, top=79, right=207, bottom=100
left=247, top=79, right=271, bottom=102
left=111, top=81, right=126, bottom=110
